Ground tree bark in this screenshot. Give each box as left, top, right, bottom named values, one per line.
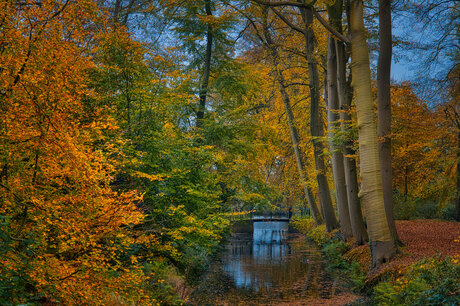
left=328, top=0, right=368, bottom=244
left=300, top=6, right=338, bottom=231
left=350, top=0, right=395, bottom=267
left=404, top=165, right=408, bottom=202
left=377, top=0, right=400, bottom=243
left=279, top=75, right=323, bottom=225
left=196, top=0, right=213, bottom=127
left=456, top=130, right=460, bottom=221
left=113, top=0, right=122, bottom=24
left=327, top=36, right=352, bottom=239
left=336, top=40, right=368, bottom=244
left=261, top=11, right=323, bottom=224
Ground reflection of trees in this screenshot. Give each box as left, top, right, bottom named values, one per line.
left=222, top=232, right=323, bottom=299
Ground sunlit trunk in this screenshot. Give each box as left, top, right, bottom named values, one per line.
left=350, top=0, right=395, bottom=266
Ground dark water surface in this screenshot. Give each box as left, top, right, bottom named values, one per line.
left=191, top=221, right=336, bottom=305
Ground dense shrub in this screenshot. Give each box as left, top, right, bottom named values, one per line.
left=373, top=256, right=460, bottom=305
left=394, top=196, right=454, bottom=221
left=292, top=217, right=365, bottom=291
left=441, top=204, right=457, bottom=221
left=291, top=216, right=316, bottom=234
left=292, top=216, right=336, bottom=245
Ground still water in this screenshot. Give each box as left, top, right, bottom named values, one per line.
left=191, top=221, right=334, bottom=305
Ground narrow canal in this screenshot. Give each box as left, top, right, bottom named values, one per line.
left=191, top=220, right=348, bottom=305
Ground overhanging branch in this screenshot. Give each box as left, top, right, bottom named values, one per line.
left=312, top=8, right=350, bottom=44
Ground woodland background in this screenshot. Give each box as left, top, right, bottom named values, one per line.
left=0, top=0, right=458, bottom=304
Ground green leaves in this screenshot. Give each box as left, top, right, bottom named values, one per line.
left=373, top=256, right=460, bottom=305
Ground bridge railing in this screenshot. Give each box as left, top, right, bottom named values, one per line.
left=229, top=210, right=291, bottom=222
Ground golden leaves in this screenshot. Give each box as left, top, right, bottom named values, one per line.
left=0, top=1, right=153, bottom=304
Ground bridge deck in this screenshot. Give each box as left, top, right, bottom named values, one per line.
left=252, top=217, right=290, bottom=222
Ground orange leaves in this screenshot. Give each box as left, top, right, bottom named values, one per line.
left=390, top=83, right=455, bottom=200
left=0, top=1, right=155, bottom=304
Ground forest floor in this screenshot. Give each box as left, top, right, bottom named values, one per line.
left=293, top=219, right=460, bottom=306
left=349, top=219, right=460, bottom=275
left=384, top=219, right=459, bottom=266
left=190, top=220, right=459, bottom=305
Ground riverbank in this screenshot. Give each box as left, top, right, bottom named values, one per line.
left=189, top=220, right=360, bottom=305
left=293, top=218, right=460, bottom=305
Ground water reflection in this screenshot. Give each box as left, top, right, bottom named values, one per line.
left=191, top=220, right=331, bottom=305
left=252, top=221, right=288, bottom=262
left=222, top=221, right=309, bottom=293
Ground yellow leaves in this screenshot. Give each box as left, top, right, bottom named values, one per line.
left=0, top=2, right=154, bottom=301
left=390, top=83, right=455, bottom=200
left=132, top=171, right=168, bottom=182
left=168, top=204, right=185, bottom=214
left=452, top=254, right=460, bottom=265
left=240, top=192, right=266, bottom=201
left=223, top=210, right=256, bottom=217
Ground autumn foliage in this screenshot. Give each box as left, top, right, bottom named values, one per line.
left=391, top=83, right=457, bottom=215
left=0, top=1, right=152, bottom=303
left=0, top=0, right=458, bottom=304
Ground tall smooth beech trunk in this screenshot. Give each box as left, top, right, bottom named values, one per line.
left=350, top=0, right=395, bottom=266
left=377, top=0, right=400, bottom=243
left=196, top=0, right=213, bottom=127
left=300, top=7, right=338, bottom=231
left=327, top=36, right=352, bottom=239
left=261, top=15, right=323, bottom=224
left=333, top=1, right=368, bottom=245
left=336, top=40, right=368, bottom=244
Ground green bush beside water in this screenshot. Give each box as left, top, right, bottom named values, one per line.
left=292, top=216, right=366, bottom=292
left=372, top=256, right=460, bottom=305
left=292, top=216, right=460, bottom=305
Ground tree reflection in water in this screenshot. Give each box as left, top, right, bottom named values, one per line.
left=191, top=220, right=332, bottom=305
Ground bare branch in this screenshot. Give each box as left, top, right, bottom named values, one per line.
left=311, top=7, right=350, bottom=43
left=251, top=0, right=309, bottom=8
left=270, top=7, right=305, bottom=34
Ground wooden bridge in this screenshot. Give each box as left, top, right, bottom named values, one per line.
left=251, top=214, right=290, bottom=222
left=230, top=210, right=295, bottom=222
left=252, top=217, right=290, bottom=222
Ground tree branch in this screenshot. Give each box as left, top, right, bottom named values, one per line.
left=251, top=0, right=310, bottom=8
left=270, top=7, right=305, bottom=34
left=312, top=7, right=350, bottom=43
left=251, top=0, right=306, bottom=34
left=251, top=0, right=349, bottom=42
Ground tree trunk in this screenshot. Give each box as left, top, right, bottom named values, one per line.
left=196, top=0, right=213, bottom=127
left=279, top=75, right=323, bottom=225
left=456, top=130, right=460, bottom=221
left=261, top=11, right=323, bottom=225
left=336, top=41, right=368, bottom=244
left=330, top=1, right=368, bottom=245
left=350, top=0, right=395, bottom=267
left=327, top=36, right=352, bottom=239
left=113, top=0, right=122, bottom=24
left=300, top=6, right=338, bottom=231
left=377, top=0, right=400, bottom=243
left=404, top=165, right=408, bottom=202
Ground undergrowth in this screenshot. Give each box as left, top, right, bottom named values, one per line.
left=292, top=216, right=460, bottom=305
left=372, top=255, right=460, bottom=305
left=292, top=216, right=366, bottom=292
